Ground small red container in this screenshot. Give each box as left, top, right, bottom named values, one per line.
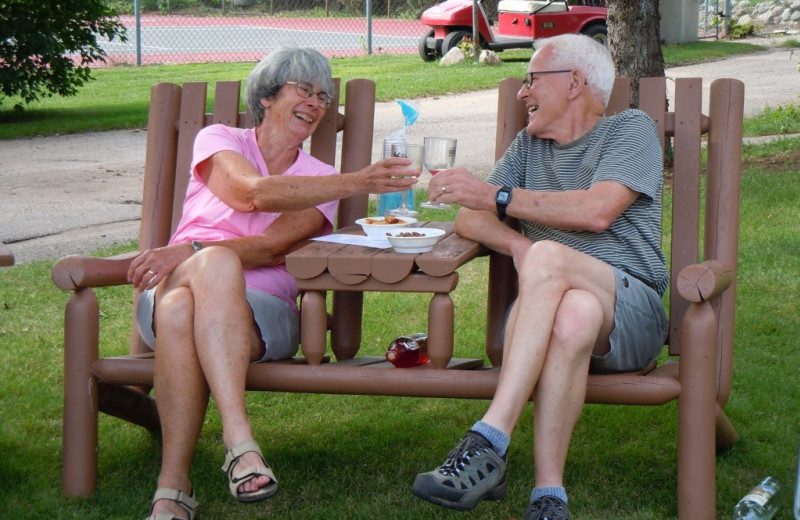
left=385, top=333, right=429, bottom=368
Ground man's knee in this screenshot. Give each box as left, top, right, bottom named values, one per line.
left=518, top=240, right=571, bottom=285
left=551, top=290, right=604, bottom=355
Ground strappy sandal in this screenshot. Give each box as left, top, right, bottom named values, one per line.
left=221, top=439, right=278, bottom=503
left=145, top=487, right=199, bottom=520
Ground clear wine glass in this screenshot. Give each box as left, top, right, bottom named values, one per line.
left=420, top=136, right=457, bottom=210
left=389, top=142, right=423, bottom=218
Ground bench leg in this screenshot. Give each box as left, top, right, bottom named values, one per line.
left=677, top=302, right=717, bottom=519
left=427, top=292, right=454, bottom=370
left=331, top=291, right=363, bottom=360
left=62, top=288, right=100, bottom=497
left=299, top=290, right=327, bottom=365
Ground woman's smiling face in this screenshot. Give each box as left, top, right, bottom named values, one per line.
left=260, top=82, right=328, bottom=144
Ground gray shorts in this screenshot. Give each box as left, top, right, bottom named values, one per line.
left=135, top=287, right=299, bottom=362
left=501, top=266, right=668, bottom=374
left=589, top=267, right=669, bottom=374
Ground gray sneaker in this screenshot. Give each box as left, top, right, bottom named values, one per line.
left=522, top=495, right=571, bottom=520
left=410, top=431, right=507, bottom=511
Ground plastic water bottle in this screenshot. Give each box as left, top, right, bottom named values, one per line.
left=378, top=137, right=414, bottom=216
left=733, top=476, right=783, bottom=520
left=794, top=431, right=800, bottom=519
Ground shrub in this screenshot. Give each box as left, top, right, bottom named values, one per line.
left=0, top=0, right=127, bottom=110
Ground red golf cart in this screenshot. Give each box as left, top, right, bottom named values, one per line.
left=419, top=0, right=607, bottom=61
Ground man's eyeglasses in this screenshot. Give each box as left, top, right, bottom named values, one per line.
left=285, top=81, right=332, bottom=108
left=522, top=69, right=573, bottom=89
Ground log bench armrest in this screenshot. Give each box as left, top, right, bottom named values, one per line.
left=676, top=259, right=733, bottom=303
left=52, top=252, right=138, bottom=290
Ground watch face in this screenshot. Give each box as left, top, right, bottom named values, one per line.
left=497, top=191, right=510, bottom=203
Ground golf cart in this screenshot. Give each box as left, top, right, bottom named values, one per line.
left=419, top=0, right=607, bottom=61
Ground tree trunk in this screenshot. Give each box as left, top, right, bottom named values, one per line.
left=606, top=0, right=665, bottom=106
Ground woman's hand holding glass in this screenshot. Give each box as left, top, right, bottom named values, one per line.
left=360, top=156, right=418, bottom=194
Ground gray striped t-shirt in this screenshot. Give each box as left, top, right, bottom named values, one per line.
left=486, top=109, right=668, bottom=296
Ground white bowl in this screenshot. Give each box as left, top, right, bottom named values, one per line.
left=385, top=227, right=446, bottom=253
left=355, top=216, right=418, bottom=240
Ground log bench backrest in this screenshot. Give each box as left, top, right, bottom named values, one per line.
left=133, top=78, right=376, bottom=355
left=490, top=76, right=744, bottom=405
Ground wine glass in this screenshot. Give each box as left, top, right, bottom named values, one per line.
left=390, top=142, right=423, bottom=218
left=420, top=136, right=457, bottom=210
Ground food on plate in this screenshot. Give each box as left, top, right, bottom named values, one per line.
left=365, top=216, right=406, bottom=225
left=388, top=231, right=425, bottom=237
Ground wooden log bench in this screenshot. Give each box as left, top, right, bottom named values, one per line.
left=52, top=75, right=745, bottom=519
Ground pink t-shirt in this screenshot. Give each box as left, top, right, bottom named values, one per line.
left=169, top=124, right=339, bottom=312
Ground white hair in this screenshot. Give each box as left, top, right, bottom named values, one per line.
left=533, top=34, right=615, bottom=107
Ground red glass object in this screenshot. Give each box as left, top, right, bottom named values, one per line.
left=385, top=333, right=429, bottom=367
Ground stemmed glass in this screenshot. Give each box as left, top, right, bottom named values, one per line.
left=390, top=142, right=423, bottom=218
left=420, top=136, right=457, bottom=210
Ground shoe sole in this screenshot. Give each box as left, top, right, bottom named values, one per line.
left=410, top=475, right=507, bottom=511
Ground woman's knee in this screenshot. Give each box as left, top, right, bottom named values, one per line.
left=192, top=246, right=245, bottom=286
left=154, top=287, right=195, bottom=338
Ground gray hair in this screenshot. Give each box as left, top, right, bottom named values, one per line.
left=533, top=34, right=615, bottom=107
left=245, top=47, right=336, bottom=126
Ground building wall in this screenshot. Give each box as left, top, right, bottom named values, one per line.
left=660, top=0, right=700, bottom=44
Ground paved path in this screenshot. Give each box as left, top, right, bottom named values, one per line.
left=2, top=45, right=798, bottom=264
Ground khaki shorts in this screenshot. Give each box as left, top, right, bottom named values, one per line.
left=135, top=287, right=299, bottom=362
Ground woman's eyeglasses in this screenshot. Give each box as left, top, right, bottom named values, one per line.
left=285, top=81, right=332, bottom=108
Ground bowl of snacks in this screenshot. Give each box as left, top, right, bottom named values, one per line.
left=355, top=216, right=417, bottom=240
left=385, top=228, right=446, bottom=253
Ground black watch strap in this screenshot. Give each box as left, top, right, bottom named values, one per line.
left=495, top=187, right=512, bottom=221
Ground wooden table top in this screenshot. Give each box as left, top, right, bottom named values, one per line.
left=286, top=221, right=485, bottom=286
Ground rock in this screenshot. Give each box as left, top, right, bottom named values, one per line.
left=440, top=47, right=465, bottom=66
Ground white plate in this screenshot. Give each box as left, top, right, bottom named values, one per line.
left=385, top=227, right=446, bottom=253
left=355, top=216, right=418, bottom=240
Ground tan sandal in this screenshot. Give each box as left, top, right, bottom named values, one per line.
left=145, top=487, right=198, bottom=520
left=221, top=439, right=278, bottom=503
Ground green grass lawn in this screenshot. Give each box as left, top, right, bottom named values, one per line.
left=2, top=36, right=800, bottom=519
left=2, top=138, right=800, bottom=519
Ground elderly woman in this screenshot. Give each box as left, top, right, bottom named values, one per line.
left=128, top=47, right=416, bottom=520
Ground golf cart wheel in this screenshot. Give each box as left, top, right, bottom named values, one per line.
left=581, top=24, right=608, bottom=46
left=419, top=29, right=439, bottom=62
left=442, top=30, right=471, bottom=55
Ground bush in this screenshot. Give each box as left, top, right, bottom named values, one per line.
left=0, top=0, right=127, bottom=110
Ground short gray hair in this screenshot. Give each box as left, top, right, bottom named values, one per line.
left=245, top=47, right=336, bottom=126
left=533, top=34, right=615, bottom=107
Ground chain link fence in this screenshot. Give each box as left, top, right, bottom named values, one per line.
left=96, top=0, right=726, bottom=67
left=98, top=0, right=453, bottom=65
left=697, top=0, right=722, bottom=39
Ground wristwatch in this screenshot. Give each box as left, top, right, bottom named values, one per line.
left=190, top=240, right=203, bottom=253
left=495, top=187, right=512, bottom=221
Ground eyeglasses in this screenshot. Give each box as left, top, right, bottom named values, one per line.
left=522, top=69, right=573, bottom=89
left=285, top=81, right=332, bottom=108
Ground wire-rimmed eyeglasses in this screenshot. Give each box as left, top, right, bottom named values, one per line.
left=522, top=69, right=573, bottom=89
left=285, top=81, right=332, bottom=109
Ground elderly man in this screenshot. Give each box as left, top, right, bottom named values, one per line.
left=410, top=34, right=669, bottom=520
